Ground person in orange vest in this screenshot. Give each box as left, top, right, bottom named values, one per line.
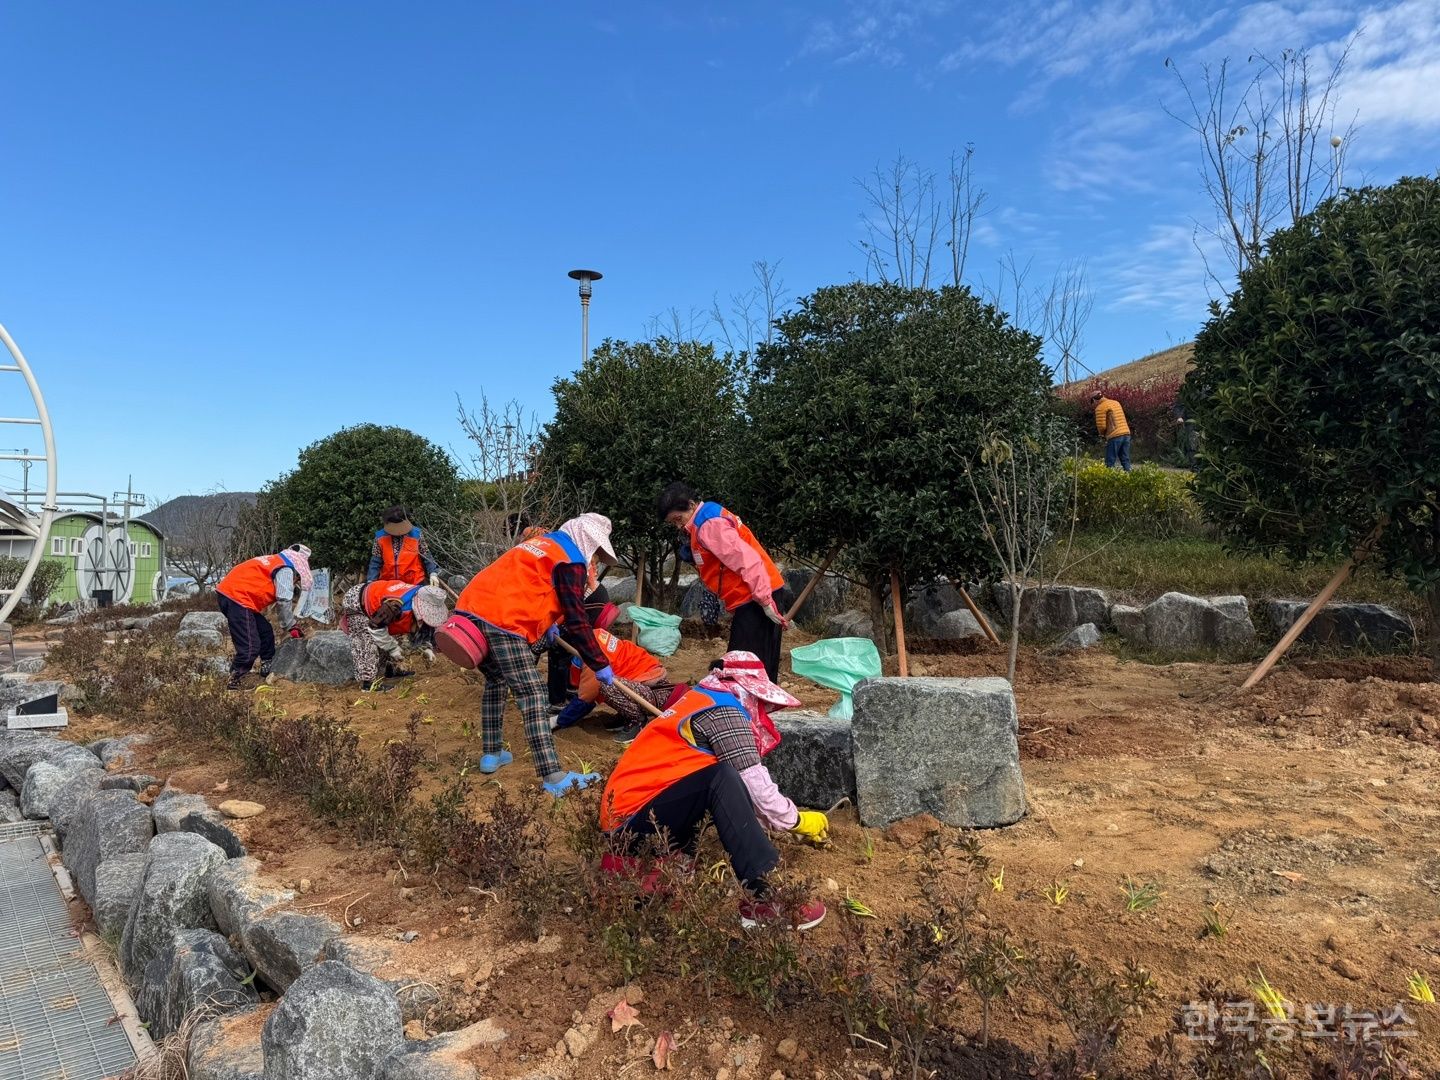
left=367, top=506, right=444, bottom=586
left=552, top=625, right=674, bottom=733
left=1090, top=389, right=1132, bottom=472
left=599, top=651, right=829, bottom=930
left=214, top=544, right=313, bottom=690
left=452, top=513, right=618, bottom=796
left=340, top=580, right=449, bottom=690
left=657, top=483, right=793, bottom=681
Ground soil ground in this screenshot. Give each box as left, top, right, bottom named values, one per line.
left=52, top=624, right=1440, bottom=1077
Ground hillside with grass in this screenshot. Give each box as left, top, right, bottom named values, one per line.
left=1066, top=341, right=1194, bottom=392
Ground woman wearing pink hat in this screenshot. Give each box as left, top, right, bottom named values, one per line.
left=598, top=651, right=831, bottom=929
left=340, top=580, right=450, bottom=691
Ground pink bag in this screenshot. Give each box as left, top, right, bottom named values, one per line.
left=435, top=615, right=490, bottom=669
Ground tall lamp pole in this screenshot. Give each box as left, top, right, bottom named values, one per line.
left=568, top=269, right=602, bottom=365
left=1330, top=135, right=1344, bottom=194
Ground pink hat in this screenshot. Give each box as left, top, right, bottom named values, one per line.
left=411, top=586, right=449, bottom=629
left=698, top=651, right=801, bottom=709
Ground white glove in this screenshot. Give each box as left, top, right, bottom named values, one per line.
left=369, top=625, right=403, bottom=659
left=429, top=573, right=443, bottom=588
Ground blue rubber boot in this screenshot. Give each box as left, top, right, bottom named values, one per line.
left=543, top=771, right=600, bottom=797
left=478, top=750, right=513, bottom=774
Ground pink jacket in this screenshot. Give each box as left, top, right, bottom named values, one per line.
left=693, top=513, right=776, bottom=608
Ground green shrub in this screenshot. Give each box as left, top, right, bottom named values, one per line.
left=1068, top=462, right=1199, bottom=537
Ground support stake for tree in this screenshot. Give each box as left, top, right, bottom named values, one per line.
left=783, top=544, right=842, bottom=623
left=630, top=556, right=646, bottom=642
left=890, top=568, right=909, bottom=677
left=958, top=585, right=1000, bottom=646
left=1241, top=519, right=1388, bottom=690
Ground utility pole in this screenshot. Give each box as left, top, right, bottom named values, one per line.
left=567, top=269, right=602, bottom=366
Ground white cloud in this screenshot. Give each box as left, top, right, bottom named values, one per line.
left=1334, top=0, right=1440, bottom=144
left=800, top=0, right=952, bottom=67
left=1100, top=222, right=1226, bottom=319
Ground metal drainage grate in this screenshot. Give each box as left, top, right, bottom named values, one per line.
left=0, top=829, right=137, bottom=1080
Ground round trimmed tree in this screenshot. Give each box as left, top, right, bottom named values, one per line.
left=1183, top=175, right=1440, bottom=661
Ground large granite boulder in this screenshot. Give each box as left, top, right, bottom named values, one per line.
left=179, top=611, right=229, bottom=635
left=63, top=788, right=155, bottom=905
left=1109, top=604, right=1146, bottom=646
left=136, top=928, right=258, bottom=1039
left=261, top=962, right=403, bottom=1080
left=931, top=610, right=986, bottom=641
left=852, top=677, right=1026, bottom=829
left=1265, top=600, right=1415, bottom=652
left=904, top=582, right=965, bottom=637
left=822, top=610, right=877, bottom=642
left=177, top=619, right=226, bottom=649
left=380, top=1018, right=507, bottom=1080
left=0, top=788, right=21, bottom=823
left=764, top=711, right=856, bottom=811
left=242, top=910, right=341, bottom=992
left=321, top=937, right=440, bottom=1023
left=1057, top=623, right=1101, bottom=650
left=189, top=1009, right=266, bottom=1080
left=1143, top=592, right=1255, bottom=650
left=21, top=757, right=101, bottom=819
left=93, top=853, right=148, bottom=938
left=990, top=584, right=1109, bottom=637
left=154, top=790, right=245, bottom=856
left=89, top=734, right=151, bottom=769
left=269, top=632, right=356, bottom=686
left=782, top=567, right=850, bottom=624
left=605, top=576, right=637, bottom=605
left=154, top=790, right=211, bottom=832
left=205, top=856, right=296, bottom=940
left=0, top=733, right=98, bottom=790
left=678, top=580, right=722, bottom=620
left=120, top=832, right=228, bottom=985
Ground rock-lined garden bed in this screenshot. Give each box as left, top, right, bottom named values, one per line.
left=0, top=725, right=505, bottom=1080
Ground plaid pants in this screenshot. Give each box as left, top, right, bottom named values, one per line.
left=601, top=678, right=673, bottom=725
left=477, top=624, right=561, bottom=778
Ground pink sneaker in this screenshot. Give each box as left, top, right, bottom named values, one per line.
left=738, top=897, right=826, bottom=931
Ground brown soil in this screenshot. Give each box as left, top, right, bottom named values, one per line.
left=62, top=631, right=1440, bottom=1077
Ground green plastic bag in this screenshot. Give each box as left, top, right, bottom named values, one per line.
left=790, top=637, right=883, bottom=720
left=627, top=605, right=683, bottom=657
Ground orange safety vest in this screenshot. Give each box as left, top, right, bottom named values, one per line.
left=599, top=686, right=736, bottom=831
left=362, top=579, right=422, bottom=637
left=455, top=531, right=584, bottom=644
left=686, top=502, right=784, bottom=612
left=217, top=554, right=293, bottom=613
left=375, top=528, right=426, bottom=585
left=571, top=628, right=666, bottom=701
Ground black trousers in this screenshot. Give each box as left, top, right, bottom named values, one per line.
left=547, top=584, right=610, bottom=706
left=620, top=762, right=779, bottom=894
left=727, top=586, right=791, bottom=682
left=217, top=593, right=275, bottom=676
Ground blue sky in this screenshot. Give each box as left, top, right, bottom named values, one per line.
left=2, top=1, right=1437, bottom=501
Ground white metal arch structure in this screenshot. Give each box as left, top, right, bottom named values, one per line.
left=0, top=323, right=58, bottom=625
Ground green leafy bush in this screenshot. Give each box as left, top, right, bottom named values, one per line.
left=1068, top=462, right=1199, bottom=537
left=1184, top=175, right=1440, bottom=660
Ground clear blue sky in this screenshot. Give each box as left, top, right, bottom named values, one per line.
left=2, top=1, right=1436, bottom=501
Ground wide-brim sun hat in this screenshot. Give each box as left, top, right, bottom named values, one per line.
left=383, top=518, right=414, bottom=537
left=412, top=586, right=449, bottom=629
left=561, top=512, right=619, bottom=565
left=702, top=650, right=801, bottom=708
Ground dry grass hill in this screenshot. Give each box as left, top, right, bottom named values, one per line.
left=1065, top=341, right=1194, bottom=391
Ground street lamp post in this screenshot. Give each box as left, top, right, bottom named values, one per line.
left=1330, top=135, right=1344, bottom=194
left=568, top=269, right=602, bottom=366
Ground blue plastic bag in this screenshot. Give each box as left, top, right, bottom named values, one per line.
left=790, top=637, right=883, bottom=719
left=627, top=605, right=683, bottom=657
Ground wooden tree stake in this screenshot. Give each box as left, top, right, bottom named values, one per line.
left=1241, top=520, right=1388, bottom=690
left=554, top=637, right=663, bottom=717
left=783, top=545, right=842, bottom=623
left=890, top=569, right=910, bottom=677
left=958, top=585, right=1001, bottom=646
left=630, top=556, right=646, bottom=642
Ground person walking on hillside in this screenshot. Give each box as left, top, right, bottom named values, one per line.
left=657, top=483, right=793, bottom=682
left=598, top=651, right=829, bottom=930
left=341, top=579, right=449, bottom=690
left=1091, top=389, right=1132, bottom=472
left=367, top=506, right=444, bottom=586
left=452, top=513, right=618, bottom=795
left=215, top=544, right=313, bottom=690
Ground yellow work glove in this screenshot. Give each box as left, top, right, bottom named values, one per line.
left=791, top=810, right=830, bottom=846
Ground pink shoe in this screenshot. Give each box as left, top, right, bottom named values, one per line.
left=738, top=897, right=826, bottom=931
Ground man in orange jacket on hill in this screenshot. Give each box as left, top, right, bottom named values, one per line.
left=1091, top=389, right=1132, bottom=472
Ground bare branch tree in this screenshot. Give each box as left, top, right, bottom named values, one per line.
left=858, top=150, right=987, bottom=289
left=425, top=394, right=574, bottom=577
left=1166, top=43, right=1357, bottom=286
left=157, top=491, right=253, bottom=590
left=642, top=306, right=708, bottom=344
left=709, top=259, right=789, bottom=355
left=1039, top=261, right=1095, bottom=385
